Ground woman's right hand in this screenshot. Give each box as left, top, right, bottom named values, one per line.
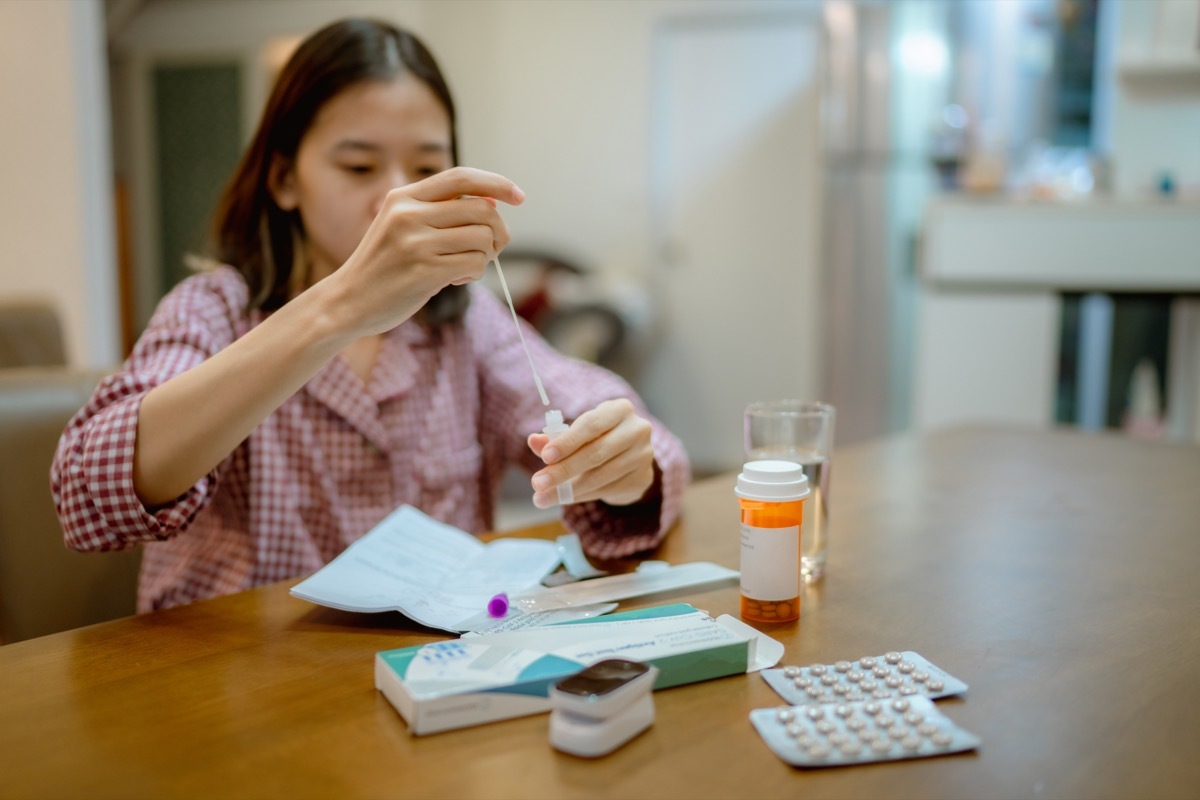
left=132, top=168, right=521, bottom=507
left=326, top=166, right=525, bottom=337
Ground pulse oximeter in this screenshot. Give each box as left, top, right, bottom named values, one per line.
left=548, top=659, right=659, bottom=757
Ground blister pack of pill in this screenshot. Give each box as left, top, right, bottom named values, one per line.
left=761, top=651, right=968, bottom=706
left=750, top=695, right=980, bottom=768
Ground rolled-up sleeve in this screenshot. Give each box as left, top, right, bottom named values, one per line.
left=52, top=375, right=216, bottom=551
left=51, top=269, right=245, bottom=551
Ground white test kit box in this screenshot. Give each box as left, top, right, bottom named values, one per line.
left=375, top=603, right=782, bottom=735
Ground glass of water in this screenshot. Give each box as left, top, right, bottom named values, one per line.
left=743, top=400, right=835, bottom=583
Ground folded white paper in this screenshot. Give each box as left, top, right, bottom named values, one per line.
left=290, top=505, right=561, bottom=632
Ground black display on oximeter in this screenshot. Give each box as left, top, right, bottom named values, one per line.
left=554, top=659, right=651, bottom=699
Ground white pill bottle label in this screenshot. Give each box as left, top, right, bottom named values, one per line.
left=740, top=523, right=800, bottom=600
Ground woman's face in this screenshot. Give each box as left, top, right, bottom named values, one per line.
left=270, top=73, right=453, bottom=284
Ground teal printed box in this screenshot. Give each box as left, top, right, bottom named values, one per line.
left=375, top=603, right=778, bottom=735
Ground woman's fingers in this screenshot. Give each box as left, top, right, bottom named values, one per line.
left=436, top=251, right=492, bottom=285
left=376, top=185, right=512, bottom=271
left=379, top=194, right=509, bottom=248
left=534, top=446, right=653, bottom=508
left=403, top=166, right=525, bottom=206
left=411, top=195, right=508, bottom=234
left=532, top=451, right=654, bottom=508
left=530, top=399, right=655, bottom=508
left=583, top=460, right=657, bottom=506
left=538, top=399, right=634, bottom=465
left=330, top=167, right=520, bottom=336
left=362, top=188, right=510, bottom=290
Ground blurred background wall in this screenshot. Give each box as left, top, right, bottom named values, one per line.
left=2, top=0, right=1198, bottom=475
left=0, top=0, right=121, bottom=369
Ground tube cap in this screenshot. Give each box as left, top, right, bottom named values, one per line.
left=735, top=460, right=811, bottom=502
left=544, top=409, right=569, bottom=436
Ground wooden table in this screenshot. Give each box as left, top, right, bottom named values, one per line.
left=2, top=426, right=1198, bottom=799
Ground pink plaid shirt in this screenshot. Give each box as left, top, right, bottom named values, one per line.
left=52, top=266, right=689, bottom=612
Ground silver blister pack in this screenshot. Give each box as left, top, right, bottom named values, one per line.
left=761, top=650, right=968, bottom=706
left=750, top=695, right=980, bottom=768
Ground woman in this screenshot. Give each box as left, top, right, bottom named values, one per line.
left=52, top=18, right=689, bottom=612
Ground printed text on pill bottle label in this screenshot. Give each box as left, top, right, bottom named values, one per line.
left=740, top=523, right=800, bottom=600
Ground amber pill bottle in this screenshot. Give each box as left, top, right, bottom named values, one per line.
left=734, top=460, right=810, bottom=624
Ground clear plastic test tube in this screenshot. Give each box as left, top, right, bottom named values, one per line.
left=544, top=409, right=574, bottom=505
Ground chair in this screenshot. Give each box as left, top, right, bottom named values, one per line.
left=0, top=366, right=141, bottom=644
left=0, top=301, right=67, bottom=367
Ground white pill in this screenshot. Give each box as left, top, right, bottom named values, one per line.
left=808, top=744, right=831, bottom=759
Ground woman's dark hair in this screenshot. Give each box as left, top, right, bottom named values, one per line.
left=210, top=18, right=468, bottom=324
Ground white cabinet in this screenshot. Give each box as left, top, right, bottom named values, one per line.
left=913, top=197, right=1200, bottom=439
left=921, top=198, right=1200, bottom=290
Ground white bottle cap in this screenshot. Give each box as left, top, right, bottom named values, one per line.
left=734, top=460, right=811, bottom=502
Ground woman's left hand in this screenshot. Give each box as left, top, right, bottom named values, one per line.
left=528, top=398, right=655, bottom=508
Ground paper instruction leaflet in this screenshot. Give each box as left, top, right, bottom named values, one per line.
left=289, top=505, right=561, bottom=632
